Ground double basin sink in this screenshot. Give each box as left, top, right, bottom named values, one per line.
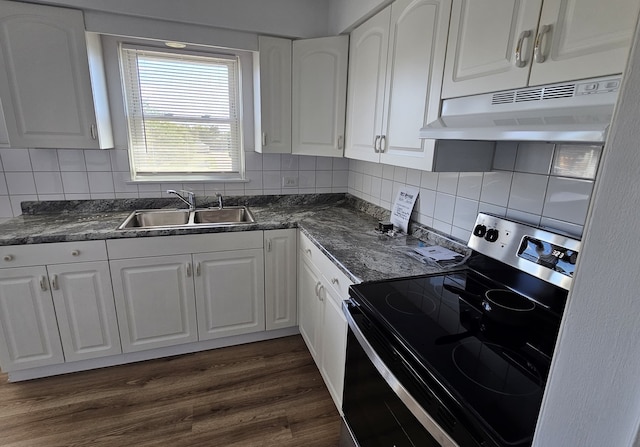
left=117, top=207, right=256, bottom=230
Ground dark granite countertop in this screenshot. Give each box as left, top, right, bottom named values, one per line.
left=0, top=194, right=469, bottom=284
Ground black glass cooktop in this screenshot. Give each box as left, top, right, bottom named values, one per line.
left=349, top=270, right=564, bottom=446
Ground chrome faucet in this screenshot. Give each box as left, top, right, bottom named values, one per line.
left=216, top=193, right=223, bottom=209
left=167, top=189, right=196, bottom=211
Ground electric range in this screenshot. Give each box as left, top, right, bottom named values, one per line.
left=341, top=213, right=580, bottom=447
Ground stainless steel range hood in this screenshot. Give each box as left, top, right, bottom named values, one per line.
left=420, top=76, right=621, bottom=143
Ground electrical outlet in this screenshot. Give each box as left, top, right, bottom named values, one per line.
left=282, top=176, right=299, bottom=187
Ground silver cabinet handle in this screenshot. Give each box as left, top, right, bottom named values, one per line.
left=380, top=135, right=387, bottom=153
left=266, top=239, right=272, bottom=252
left=374, top=135, right=381, bottom=153
left=196, top=262, right=201, bottom=277
left=90, top=124, right=97, bottom=140
left=514, top=29, right=532, bottom=68
left=3, top=255, right=13, bottom=262
left=71, top=250, right=80, bottom=256
left=51, top=275, right=59, bottom=290
left=314, top=281, right=321, bottom=297
left=318, top=285, right=325, bottom=301
left=262, top=132, right=267, bottom=147
left=39, top=276, right=48, bottom=292
left=186, top=263, right=192, bottom=277
left=337, top=135, right=343, bottom=150
left=331, top=278, right=339, bottom=285
left=534, top=24, right=551, bottom=64
left=305, top=248, right=312, bottom=256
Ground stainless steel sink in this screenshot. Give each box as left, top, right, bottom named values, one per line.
left=193, top=207, right=255, bottom=224
left=117, top=207, right=255, bottom=230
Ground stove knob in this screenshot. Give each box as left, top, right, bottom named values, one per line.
left=485, top=229, right=499, bottom=242
left=473, top=224, right=487, bottom=237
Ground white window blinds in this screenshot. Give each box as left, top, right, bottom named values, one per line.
left=120, top=45, right=243, bottom=181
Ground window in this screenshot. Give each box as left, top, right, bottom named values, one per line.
left=119, top=44, right=244, bottom=181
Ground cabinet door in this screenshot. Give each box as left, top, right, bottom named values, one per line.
left=319, top=283, right=348, bottom=412
left=292, top=35, right=349, bottom=158
left=264, top=229, right=297, bottom=331
left=529, top=0, right=640, bottom=86
left=48, top=261, right=121, bottom=362
left=298, top=252, right=323, bottom=361
left=194, top=249, right=265, bottom=340
left=380, top=0, right=452, bottom=170
left=0, top=266, right=64, bottom=371
left=344, top=6, right=391, bottom=163
left=0, top=0, right=102, bottom=148
left=442, top=0, right=543, bottom=98
left=255, top=36, right=292, bottom=154
left=110, top=255, right=197, bottom=352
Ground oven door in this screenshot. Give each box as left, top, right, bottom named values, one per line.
left=342, top=300, right=460, bottom=447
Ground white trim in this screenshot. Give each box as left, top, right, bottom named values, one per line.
left=85, top=11, right=259, bottom=51
left=7, top=327, right=299, bottom=382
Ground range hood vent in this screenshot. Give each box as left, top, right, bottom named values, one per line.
left=421, top=76, right=621, bottom=143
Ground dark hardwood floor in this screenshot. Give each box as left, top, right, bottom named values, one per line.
left=0, top=335, right=342, bottom=446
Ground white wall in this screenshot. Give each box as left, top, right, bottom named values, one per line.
left=18, top=0, right=330, bottom=38
left=327, top=0, right=392, bottom=34
left=533, top=17, right=640, bottom=447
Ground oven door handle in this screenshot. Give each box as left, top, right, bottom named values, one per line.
left=343, top=301, right=459, bottom=447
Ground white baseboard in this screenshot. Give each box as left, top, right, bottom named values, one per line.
left=7, top=327, right=300, bottom=382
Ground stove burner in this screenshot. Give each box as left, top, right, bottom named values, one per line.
left=452, top=340, right=542, bottom=396
left=385, top=291, right=437, bottom=315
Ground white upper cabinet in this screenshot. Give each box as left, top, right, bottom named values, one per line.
left=442, top=0, right=541, bottom=98
left=529, top=0, right=640, bottom=86
left=381, top=0, right=452, bottom=169
left=292, top=36, right=349, bottom=157
left=344, top=0, right=492, bottom=171
left=442, top=0, right=640, bottom=98
left=344, top=6, right=391, bottom=164
left=254, top=36, right=292, bottom=154
left=0, top=0, right=113, bottom=149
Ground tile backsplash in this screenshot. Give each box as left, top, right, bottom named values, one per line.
left=348, top=142, right=600, bottom=241
left=0, top=142, right=601, bottom=241
left=0, top=148, right=349, bottom=218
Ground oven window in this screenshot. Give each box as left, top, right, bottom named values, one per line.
left=342, top=328, right=442, bottom=447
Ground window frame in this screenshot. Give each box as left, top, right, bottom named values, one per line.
left=116, top=41, right=247, bottom=182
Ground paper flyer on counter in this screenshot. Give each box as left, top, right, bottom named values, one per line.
left=390, top=186, right=419, bottom=233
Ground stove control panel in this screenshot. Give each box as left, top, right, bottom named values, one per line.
left=468, top=213, right=581, bottom=291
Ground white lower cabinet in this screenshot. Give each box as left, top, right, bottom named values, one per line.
left=0, top=241, right=119, bottom=372
left=0, top=266, right=64, bottom=371
left=0, top=229, right=299, bottom=378
left=264, top=229, right=297, bottom=330
left=107, top=232, right=267, bottom=352
left=298, top=232, right=352, bottom=412
left=298, top=254, right=323, bottom=361
left=195, top=249, right=265, bottom=340
left=48, top=261, right=121, bottom=362
left=318, top=281, right=348, bottom=410
left=109, top=254, right=198, bottom=353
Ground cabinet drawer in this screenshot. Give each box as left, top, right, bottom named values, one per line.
left=299, top=232, right=354, bottom=301
left=0, top=241, right=107, bottom=268
left=322, top=264, right=353, bottom=303
left=107, top=231, right=264, bottom=259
